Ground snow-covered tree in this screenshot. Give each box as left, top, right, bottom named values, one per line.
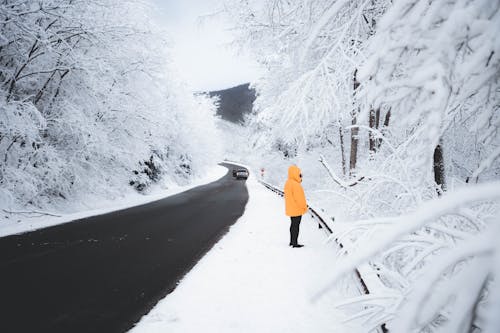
left=225, top=0, right=500, bottom=331
left=0, top=0, right=221, bottom=212
left=359, top=0, right=500, bottom=189
left=225, top=0, right=388, bottom=172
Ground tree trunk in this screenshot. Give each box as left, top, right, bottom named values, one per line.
left=35, top=69, right=57, bottom=105
left=339, top=126, right=347, bottom=175
left=349, top=114, right=358, bottom=174
left=353, top=69, right=360, bottom=90
left=46, top=69, right=70, bottom=113
left=350, top=69, right=360, bottom=174
left=383, top=108, right=391, bottom=127
left=377, top=108, right=391, bottom=149
left=369, top=108, right=376, bottom=153
left=7, top=40, right=40, bottom=100
left=433, top=141, right=446, bottom=195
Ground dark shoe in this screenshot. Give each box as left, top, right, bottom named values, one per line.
left=292, top=244, right=304, bottom=248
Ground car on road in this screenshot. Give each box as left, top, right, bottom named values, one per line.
left=234, top=169, right=249, bottom=180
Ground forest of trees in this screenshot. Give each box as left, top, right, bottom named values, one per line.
left=225, top=0, right=500, bottom=332
left=0, top=0, right=221, bottom=213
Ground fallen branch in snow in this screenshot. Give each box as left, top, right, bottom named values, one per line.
left=2, top=209, right=62, bottom=218
left=318, top=155, right=366, bottom=188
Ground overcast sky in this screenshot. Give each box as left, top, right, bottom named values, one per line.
left=151, top=0, right=262, bottom=92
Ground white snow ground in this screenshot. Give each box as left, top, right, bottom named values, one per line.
left=130, top=174, right=362, bottom=333
left=0, top=166, right=227, bottom=238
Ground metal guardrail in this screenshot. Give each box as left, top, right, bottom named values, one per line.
left=258, top=180, right=334, bottom=233
left=258, top=179, right=388, bottom=333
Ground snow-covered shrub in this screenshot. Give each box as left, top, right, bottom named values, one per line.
left=0, top=0, right=221, bottom=212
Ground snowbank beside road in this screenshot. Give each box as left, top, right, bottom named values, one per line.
left=130, top=176, right=360, bottom=333
left=0, top=165, right=227, bottom=238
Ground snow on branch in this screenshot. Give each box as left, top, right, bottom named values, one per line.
left=313, top=181, right=500, bottom=301
left=318, top=154, right=365, bottom=188
left=469, top=146, right=500, bottom=182
left=2, top=209, right=61, bottom=218
left=299, top=0, right=351, bottom=63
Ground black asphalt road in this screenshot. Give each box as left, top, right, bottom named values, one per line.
left=0, top=163, right=249, bottom=333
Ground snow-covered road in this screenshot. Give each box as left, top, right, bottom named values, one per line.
left=130, top=175, right=355, bottom=333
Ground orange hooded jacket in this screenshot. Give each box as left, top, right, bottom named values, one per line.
left=284, top=165, right=308, bottom=217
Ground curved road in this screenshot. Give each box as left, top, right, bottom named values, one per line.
left=0, top=163, right=248, bottom=333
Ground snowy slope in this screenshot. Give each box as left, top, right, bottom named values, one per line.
left=130, top=175, right=363, bottom=333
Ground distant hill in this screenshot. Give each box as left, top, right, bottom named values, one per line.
left=209, top=83, right=256, bottom=124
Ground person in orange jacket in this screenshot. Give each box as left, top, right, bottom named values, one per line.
left=284, top=165, right=308, bottom=248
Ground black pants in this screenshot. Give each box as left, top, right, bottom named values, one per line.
left=290, top=215, right=302, bottom=245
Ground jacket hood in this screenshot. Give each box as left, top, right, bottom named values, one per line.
left=287, top=165, right=302, bottom=183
